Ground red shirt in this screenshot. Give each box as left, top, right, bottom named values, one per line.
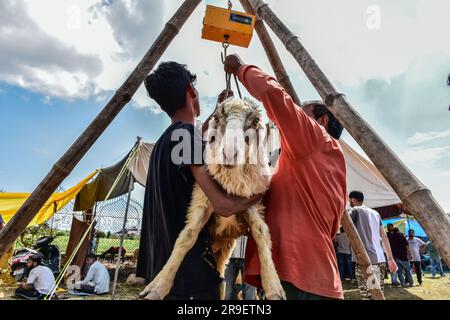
left=238, top=65, right=347, bottom=299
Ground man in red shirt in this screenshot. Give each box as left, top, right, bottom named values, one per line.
left=225, top=55, right=347, bottom=300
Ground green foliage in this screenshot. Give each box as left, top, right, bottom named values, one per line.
left=16, top=222, right=53, bottom=248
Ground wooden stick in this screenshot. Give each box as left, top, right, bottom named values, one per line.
left=248, top=0, right=450, bottom=267
left=239, top=0, right=300, bottom=106
left=240, top=0, right=383, bottom=299
left=341, top=211, right=385, bottom=300
left=0, top=0, right=202, bottom=257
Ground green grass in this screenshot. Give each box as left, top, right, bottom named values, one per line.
left=48, top=236, right=140, bottom=256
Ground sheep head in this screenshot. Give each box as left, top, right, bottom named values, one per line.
left=205, top=98, right=270, bottom=196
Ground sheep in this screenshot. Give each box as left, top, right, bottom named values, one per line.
left=139, top=98, right=286, bottom=300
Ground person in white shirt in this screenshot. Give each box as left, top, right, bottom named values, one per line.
left=15, top=254, right=55, bottom=300
left=75, top=254, right=110, bottom=294
left=407, top=229, right=426, bottom=285
left=334, top=227, right=355, bottom=281
left=348, top=191, right=398, bottom=300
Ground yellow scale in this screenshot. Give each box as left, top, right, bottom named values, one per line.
left=201, top=4, right=256, bottom=48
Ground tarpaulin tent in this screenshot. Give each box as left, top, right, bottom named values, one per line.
left=0, top=171, right=98, bottom=227
left=382, top=218, right=427, bottom=238
left=340, top=141, right=401, bottom=209
left=266, top=126, right=401, bottom=210
left=73, top=142, right=155, bottom=211
left=116, top=137, right=401, bottom=210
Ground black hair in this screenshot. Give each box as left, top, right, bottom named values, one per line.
left=307, top=102, right=344, bottom=139
left=393, top=228, right=400, bottom=233
left=28, top=254, right=42, bottom=265
left=144, top=62, right=197, bottom=117
left=387, top=223, right=394, bottom=227
left=87, top=254, right=97, bottom=260
left=349, top=191, right=364, bottom=203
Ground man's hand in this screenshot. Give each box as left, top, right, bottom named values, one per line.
left=217, top=89, right=234, bottom=104
left=224, top=54, right=244, bottom=75
left=387, top=258, right=398, bottom=273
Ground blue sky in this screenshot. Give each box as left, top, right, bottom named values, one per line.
left=0, top=0, right=449, bottom=211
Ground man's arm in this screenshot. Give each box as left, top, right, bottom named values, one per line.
left=380, top=226, right=398, bottom=272
left=81, top=264, right=95, bottom=284
left=190, top=165, right=263, bottom=218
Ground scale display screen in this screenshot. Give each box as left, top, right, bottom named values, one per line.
left=229, top=13, right=253, bottom=25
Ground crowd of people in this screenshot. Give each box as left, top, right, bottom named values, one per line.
left=332, top=194, right=446, bottom=299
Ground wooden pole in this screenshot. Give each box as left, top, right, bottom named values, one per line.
left=248, top=0, right=450, bottom=266
left=239, top=0, right=300, bottom=106
left=239, top=0, right=383, bottom=299
left=0, top=0, right=202, bottom=258
left=341, top=211, right=385, bottom=300
left=111, top=177, right=133, bottom=300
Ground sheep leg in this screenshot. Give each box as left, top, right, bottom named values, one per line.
left=212, top=238, right=236, bottom=300
left=247, top=205, right=286, bottom=300
left=139, top=185, right=211, bottom=300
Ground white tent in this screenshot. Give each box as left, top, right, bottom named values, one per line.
left=127, top=137, right=401, bottom=210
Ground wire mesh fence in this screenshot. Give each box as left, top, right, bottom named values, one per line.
left=45, top=195, right=143, bottom=257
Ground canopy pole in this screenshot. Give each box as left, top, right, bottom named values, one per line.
left=248, top=0, right=450, bottom=266
left=239, top=0, right=381, bottom=297
left=341, top=210, right=385, bottom=300
left=0, top=0, right=203, bottom=258
left=239, top=0, right=300, bottom=106
left=111, top=177, right=134, bottom=300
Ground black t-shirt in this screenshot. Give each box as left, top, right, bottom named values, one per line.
left=389, top=232, right=409, bottom=261
left=136, top=122, right=221, bottom=297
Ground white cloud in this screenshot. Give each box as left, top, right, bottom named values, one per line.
left=399, top=146, right=450, bottom=165
left=0, top=0, right=103, bottom=99
left=407, top=130, right=450, bottom=145
left=4, top=0, right=447, bottom=107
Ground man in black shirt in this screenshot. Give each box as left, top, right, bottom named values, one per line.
left=136, top=62, right=262, bottom=300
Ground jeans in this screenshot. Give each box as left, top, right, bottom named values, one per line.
left=410, top=261, right=423, bottom=284
left=390, top=272, right=399, bottom=284
left=224, top=258, right=257, bottom=300
left=429, top=256, right=445, bottom=277
left=395, top=258, right=414, bottom=287
left=337, top=252, right=354, bottom=280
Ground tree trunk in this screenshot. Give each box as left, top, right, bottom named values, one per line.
left=248, top=0, right=450, bottom=267
left=0, top=0, right=202, bottom=258
left=341, top=211, right=385, bottom=300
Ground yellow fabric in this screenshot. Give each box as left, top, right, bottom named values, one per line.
left=0, top=171, right=98, bottom=227
left=0, top=246, right=13, bottom=269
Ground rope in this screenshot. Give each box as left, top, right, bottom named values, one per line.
left=45, top=145, right=139, bottom=300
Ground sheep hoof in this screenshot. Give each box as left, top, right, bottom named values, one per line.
left=141, top=290, right=163, bottom=300
left=264, top=284, right=287, bottom=300
left=139, top=281, right=167, bottom=300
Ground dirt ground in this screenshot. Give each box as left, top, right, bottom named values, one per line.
left=1, top=270, right=448, bottom=300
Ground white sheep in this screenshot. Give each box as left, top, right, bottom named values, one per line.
left=140, top=98, right=286, bottom=300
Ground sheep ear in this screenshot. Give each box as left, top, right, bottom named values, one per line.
left=215, top=101, right=225, bottom=117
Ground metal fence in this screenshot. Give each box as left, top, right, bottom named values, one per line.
left=47, top=195, right=143, bottom=256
